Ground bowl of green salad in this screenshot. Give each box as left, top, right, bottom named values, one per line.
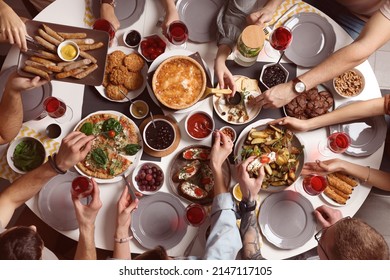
left=7, top=137, right=46, bottom=174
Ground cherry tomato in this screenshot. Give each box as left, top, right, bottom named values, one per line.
left=185, top=166, right=195, bottom=173
left=260, top=155, right=270, bottom=164
left=150, top=53, right=158, bottom=60
left=141, top=40, right=149, bottom=49
left=155, top=48, right=164, bottom=56
left=107, top=130, right=116, bottom=138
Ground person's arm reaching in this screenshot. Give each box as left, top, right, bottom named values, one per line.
left=269, top=97, right=386, bottom=132
left=247, top=0, right=285, bottom=26
left=257, top=9, right=390, bottom=108
left=0, top=131, right=94, bottom=228
left=100, top=2, right=120, bottom=30
left=160, top=0, right=179, bottom=35
left=73, top=179, right=102, bottom=260
left=0, top=72, right=47, bottom=145
left=214, top=44, right=236, bottom=94
left=236, top=156, right=265, bottom=260
left=0, top=1, right=27, bottom=51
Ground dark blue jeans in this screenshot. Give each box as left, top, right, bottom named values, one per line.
left=303, top=0, right=365, bottom=39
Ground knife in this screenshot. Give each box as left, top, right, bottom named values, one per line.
left=121, top=174, right=137, bottom=202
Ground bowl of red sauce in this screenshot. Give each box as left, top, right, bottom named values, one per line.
left=143, top=118, right=176, bottom=152
left=185, top=111, right=214, bottom=140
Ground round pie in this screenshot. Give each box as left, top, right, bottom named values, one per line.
left=152, top=56, right=206, bottom=110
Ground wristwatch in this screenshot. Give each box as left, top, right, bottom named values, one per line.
left=101, top=0, right=116, bottom=8
left=292, top=77, right=306, bottom=94
left=239, top=200, right=257, bottom=213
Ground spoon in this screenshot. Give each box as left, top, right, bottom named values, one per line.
left=149, top=112, right=156, bottom=129
left=119, top=89, right=143, bottom=115
left=227, top=92, right=242, bottom=105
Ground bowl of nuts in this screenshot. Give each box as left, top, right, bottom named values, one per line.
left=333, top=68, right=365, bottom=98
left=220, top=126, right=237, bottom=142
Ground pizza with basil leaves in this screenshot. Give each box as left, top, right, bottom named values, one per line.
left=74, top=112, right=142, bottom=179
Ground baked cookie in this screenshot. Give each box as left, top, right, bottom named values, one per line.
left=124, top=53, right=145, bottom=72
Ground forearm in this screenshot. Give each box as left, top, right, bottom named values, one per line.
left=212, top=168, right=228, bottom=195
left=113, top=226, right=131, bottom=259
left=161, top=0, right=176, bottom=14
left=0, top=89, right=23, bottom=144
left=75, top=225, right=96, bottom=260
left=215, top=44, right=231, bottom=62
left=305, top=98, right=385, bottom=131
left=239, top=211, right=264, bottom=260
left=262, top=0, right=284, bottom=12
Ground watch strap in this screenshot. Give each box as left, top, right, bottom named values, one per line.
left=101, top=0, right=116, bottom=8
left=239, top=200, right=257, bottom=213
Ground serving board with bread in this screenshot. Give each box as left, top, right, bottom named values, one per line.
left=168, top=145, right=231, bottom=205
left=18, top=20, right=109, bottom=86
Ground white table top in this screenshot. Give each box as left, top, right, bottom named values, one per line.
left=0, top=0, right=384, bottom=259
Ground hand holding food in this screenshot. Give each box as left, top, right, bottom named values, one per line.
left=236, top=156, right=265, bottom=201
left=210, top=131, right=233, bottom=170
left=6, top=71, right=48, bottom=93
left=268, top=116, right=311, bottom=133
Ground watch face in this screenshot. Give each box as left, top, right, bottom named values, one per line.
left=295, top=82, right=306, bottom=93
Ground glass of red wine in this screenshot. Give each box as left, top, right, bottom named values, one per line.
left=301, top=174, right=327, bottom=196
left=318, top=131, right=351, bottom=157
left=43, top=96, right=73, bottom=123
left=264, top=26, right=293, bottom=60
left=166, top=20, right=189, bottom=49
left=71, top=176, right=93, bottom=198
left=185, top=203, right=206, bottom=227
left=93, top=18, right=116, bottom=47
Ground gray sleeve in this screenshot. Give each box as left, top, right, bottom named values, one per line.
left=202, top=193, right=242, bottom=260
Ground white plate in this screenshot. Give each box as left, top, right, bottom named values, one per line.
left=284, top=13, right=336, bottom=68
left=259, top=190, right=316, bottom=249
left=38, top=172, right=82, bottom=231
left=95, top=46, right=147, bottom=103
left=73, top=110, right=143, bottom=183
left=234, top=118, right=305, bottom=192
left=213, top=75, right=262, bottom=125
left=328, top=101, right=387, bottom=157
left=147, top=49, right=212, bottom=114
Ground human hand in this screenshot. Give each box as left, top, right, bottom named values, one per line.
left=252, top=81, right=296, bottom=109
left=100, top=3, right=120, bottom=31
left=0, top=2, right=27, bottom=51
left=5, top=72, right=48, bottom=93
left=161, top=8, right=179, bottom=36
left=301, top=159, right=344, bottom=177
left=210, top=131, right=233, bottom=171
left=214, top=59, right=236, bottom=94
left=116, top=185, right=141, bottom=234
left=72, top=179, right=102, bottom=229
left=247, top=7, right=274, bottom=26
left=314, top=205, right=343, bottom=228
left=268, top=117, right=310, bottom=133
left=55, top=131, right=95, bottom=171
left=236, top=156, right=265, bottom=201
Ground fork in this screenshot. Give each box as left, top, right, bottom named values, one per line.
left=263, top=3, right=299, bottom=35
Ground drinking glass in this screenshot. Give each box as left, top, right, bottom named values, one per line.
left=166, top=20, right=188, bottom=49
left=43, top=96, right=73, bottom=123
left=185, top=203, right=206, bottom=227
left=318, top=132, right=351, bottom=157
left=71, top=176, right=93, bottom=198
left=93, top=18, right=116, bottom=47
left=301, top=174, right=327, bottom=196
left=264, top=26, right=293, bottom=60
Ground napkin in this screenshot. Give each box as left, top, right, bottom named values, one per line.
left=84, top=0, right=95, bottom=27
left=0, top=125, right=60, bottom=183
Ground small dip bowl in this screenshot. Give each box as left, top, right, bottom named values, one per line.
left=57, top=40, right=80, bottom=62
left=45, top=123, right=62, bottom=139
left=185, top=111, right=215, bottom=141
left=220, top=126, right=237, bottom=142
left=132, top=162, right=164, bottom=194
left=232, top=183, right=242, bottom=202
left=129, top=100, right=149, bottom=119
left=143, top=118, right=176, bottom=152
left=259, top=63, right=289, bottom=89
left=333, top=68, right=365, bottom=98
left=123, top=29, right=141, bottom=48
left=138, top=34, right=166, bottom=62
left=6, top=137, right=46, bottom=174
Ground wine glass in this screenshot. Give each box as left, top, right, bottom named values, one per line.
left=185, top=203, right=206, bottom=227
left=166, top=20, right=189, bottom=49
left=300, top=174, right=327, bottom=196
left=43, top=96, right=73, bottom=123
left=264, top=26, right=293, bottom=60
left=93, top=18, right=116, bottom=47
left=318, top=131, right=351, bottom=157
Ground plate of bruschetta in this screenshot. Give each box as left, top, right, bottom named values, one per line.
left=168, top=145, right=231, bottom=205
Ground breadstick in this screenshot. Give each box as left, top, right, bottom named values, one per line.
left=324, top=187, right=347, bottom=205
left=58, top=32, right=87, bottom=39
left=46, top=65, right=64, bottom=73
left=42, top=24, right=64, bottom=42
left=57, top=61, right=74, bottom=67
left=63, top=58, right=91, bottom=72
left=79, top=50, right=97, bottom=63
left=34, top=35, right=56, bottom=51
left=38, top=28, right=61, bottom=46
left=78, top=42, right=104, bottom=51
left=30, top=56, right=56, bottom=66
left=70, top=38, right=94, bottom=45
left=24, top=60, right=53, bottom=74
left=56, top=67, right=86, bottom=79
left=334, top=172, right=358, bottom=187
left=327, top=174, right=353, bottom=195
left=328, top=184, right=350, bottom=200
left=22, top=65, right=50, bottom=80
left=36, top=50, right=62, bottom=62
left=74, top=64, right=98, bottom=79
